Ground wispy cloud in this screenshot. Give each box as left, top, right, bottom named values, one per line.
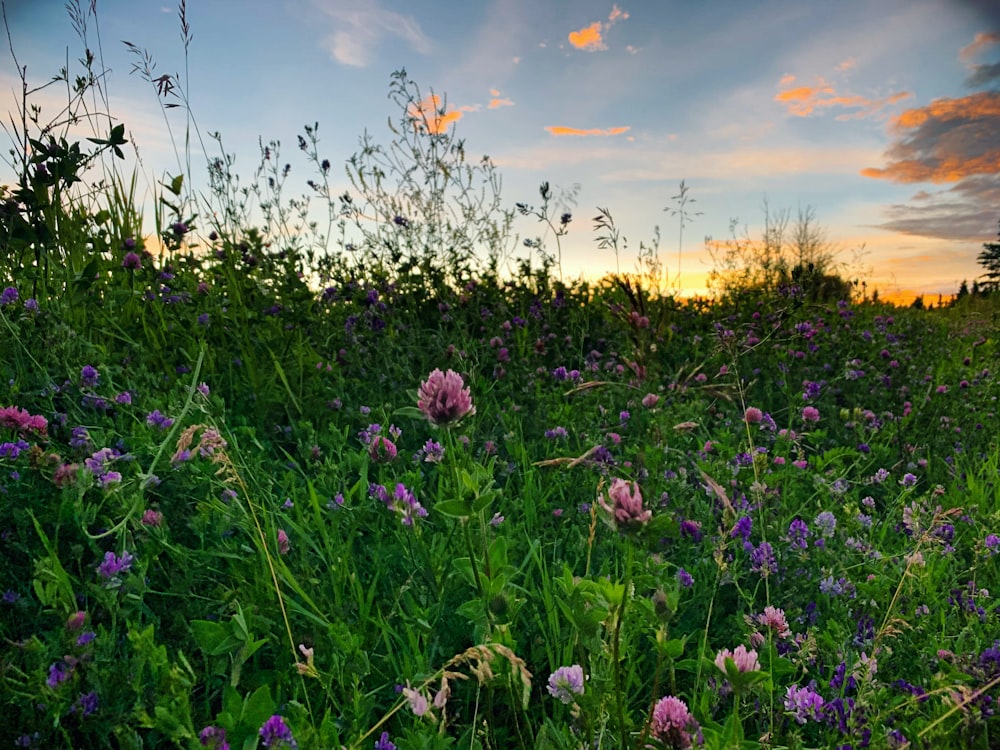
left=406, top=94, right=466, bottom=134
left=567, top=4, right=629, bottom=51
left=488, top=89, right=514, bottom=109
left=545, top=125, right=630, bottom=137
left=959, top=31, right=1000, bottom=63
left=311, top=0, right=432, bottom=68
left=774, top=74, right=910, bottom=119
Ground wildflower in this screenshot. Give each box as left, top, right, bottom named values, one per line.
left=46, top=660, right=72, bottom=688
left=0, top=405, right=48, bottom=436
left=755, top=606, right=791, bottom=638
left=784, top=684, right=825, bottom=724
left=76, top=631, right=95, bottom=647
left=96, top=550, right=134, bottom=579
left=744, top=406, right=763, bottom=424
left=81, top=365, right=99, bottom=388
left=0, top=286, right=18, bottom=305
left=801, top=406, right=820, bottom=423
left=122, top=252, right=142, bottom=270
left=677, top=568, right=694, bottom=588
left=369, top=436, right=397, bottom=462
left=72, top=690, right=99, bottom=717
left=389, top=483, right=427, bottom=526
left=900, top=472, right=917, bottom=488
left=277, top=529, right=291, bottom=555
left=259, top=715, right=296, bottom=749
left=199, top=725, right=230, bottom=750
left=642, top=393, right=660, bottom=408
left=598, top=477, right=651, bottom=530
left=66, top=611, right=87, bottom=631
left=649, top=695, right=701, bottom=749
left=146, top=410, right=174, bottom=430
left=814, top=511, right=837, bottom=537
left=141, top=509, right=164, bottom=527
left=714, top=644, right=760, bottom=674
left=402, top=683, right=430, bottom=716
left=373, top=732, right=396, bottom=750
left=419, top=439, right=445, bottom=462
left=547, top=664, right=585, bottom=703
left=417, top=369, right=475, bottom=426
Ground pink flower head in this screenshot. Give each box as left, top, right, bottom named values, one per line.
left=369, top=436, right=398, bottom=462
left=277, top=529, right=291, bottom=555
left=642, top=393, right=660, bottom=408
left=417, top=369, right=475, bottom=426
left=715, top=644, right=760, bottom=674
left=0, top=405, right=48, bottom=436
left=650, top=695, right=700, bottom=748
left=598, top=478, right=651, bottom=530
left=755, top=606, right=791, bottom=638
left=743, top=407, right=763, bottom=424
left=801, top=406, right=820, bottom=423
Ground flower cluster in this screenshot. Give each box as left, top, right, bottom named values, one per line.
left=417, top=369, right=475, bottom=426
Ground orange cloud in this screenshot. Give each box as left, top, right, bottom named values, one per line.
left=545, top=125, right=630, bottom=136
left=891, top=92, right=1000, bottom=131
left=407, top=94, right=463, bottom=134
left=569, top=22, right=605, bottom=50
left=775, top=76, right=910, bottom=118
left=489, top=97, right=514, bottom=109
left=568, top=5, right=628, bottom=51
left=835, top=57, right=857, bottom=72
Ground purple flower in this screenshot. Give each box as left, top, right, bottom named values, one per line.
left=650, top=695, right=700, bottom=749
left=122, top=252, right=142, bottom=270
left=784, top=684, right=825, bottom=724
left=547, top=664, right=585, bottom=703
left=81, top=365, right=99, bottom=388
left=598, top=477, right=651, bottom=530
left=373, top=732, right=396, bottom=750
left=96, top=550, right=134, bottom=579
left=419, top=439, right=445, bottom=463
left=417, top=369, right=475, bottom=426
left=146, top=410, right=174, bottom=430
left=72, top=691, right=99, bottom=717
left=46, top=660, right=72, bottom=688
left=677, top=568, right=694, bottom=588
left=0, top=286, right=18, bottom=306
left=900, top=472, right=917, bottom=488
left=259, top=715, right=296, bottom=749
left=199, top=725, right=230, bottom=750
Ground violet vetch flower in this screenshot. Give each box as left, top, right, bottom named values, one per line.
left=417, top=368, right=475, bottom=426
left=784, top=684, right=825, bottom=724
left=72, top=690, right=99, bottom=717
left=547, top=664, right=585, bottom=703
left=373, top=732, right=396, bottom=750
left=650, top=695, right=701, bottom=749
left=259, top=715, right=296, bottom=749
left=199, top=725, right=230, bottom=750
left=96, top=550, right=134, bottom=579
left=598, top=477, right=651, bottom=530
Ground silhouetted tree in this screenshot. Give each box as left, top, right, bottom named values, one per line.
left=976, top=220, right=1000, bottom=292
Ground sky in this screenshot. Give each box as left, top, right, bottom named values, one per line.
left=2, top=0, right=1000, bottom=301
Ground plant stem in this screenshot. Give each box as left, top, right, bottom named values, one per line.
left=613, top=543, right=634, bottom=748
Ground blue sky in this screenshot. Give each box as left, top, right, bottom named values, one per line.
left=3, top=0, right=999, bottom=300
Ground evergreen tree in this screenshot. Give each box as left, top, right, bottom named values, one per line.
left=976, top=220, right=1000, bottom=291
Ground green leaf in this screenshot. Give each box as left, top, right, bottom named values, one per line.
left=240, top=685, right=274, bottom=732
left=434, top=499, right=472, bottom=518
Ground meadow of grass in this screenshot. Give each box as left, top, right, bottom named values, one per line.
left=1, top=5, right=999, bottom=749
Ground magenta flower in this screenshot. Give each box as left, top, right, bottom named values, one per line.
left=801, top=406, right=820, bottom=423
left=598, top=477, right=651, bottom=530
left=277, top=529, right=291, bottom=555
left=650, top=695, right=700, bottom=748
left=744, top=406, right=763, bottom=424
left=755, top=606, right=791, bottom=638
left=417, top=369, right=475, bottom=426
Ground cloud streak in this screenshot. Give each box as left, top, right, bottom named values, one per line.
left=774, top=75, right=911, bottom=119
left=544, top=125, right=631, bottom=137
